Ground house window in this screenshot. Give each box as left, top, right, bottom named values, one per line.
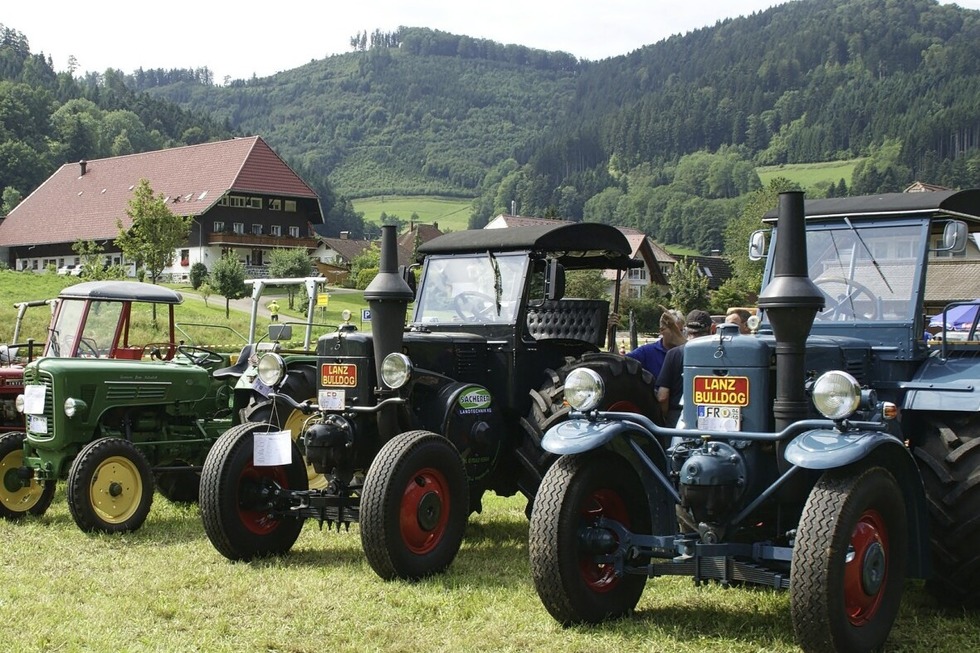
left=628, top=268, right=647, bottom=281
left=251, top=224, right=263, bottom=235
left=218, top=196, right=228, bottom=206
left=270, top=225, right=282, bottom=236
left=269, top=199, right=282, bottom=211
left=233, top=222, right=244, bottom=234
left=248, top=197, right=262, bottom=209
left=229, top=196, right=247, bottom=208
left=180, top=249, right=190, bottom=266
left=627, top=286, right=643, bottom=299
left=288, top=225, right=300, bottom=238
left=213, top=221, right=224, bottom=232
left=284, top=200, right=297, bottom=212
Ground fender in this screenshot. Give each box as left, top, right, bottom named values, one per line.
left=783, top=428, right=907, bottom=470
left=541, top=418, right=640, bottom=455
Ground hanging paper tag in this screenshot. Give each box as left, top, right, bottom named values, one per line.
left=23, top=385, right=46, bottom=414
left=253, top=430, right=292, bottom=466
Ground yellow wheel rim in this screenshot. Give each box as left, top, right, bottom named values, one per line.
left=0, top=448, right=44, bottom=512
left=285, top=403, right=328, bottom=490
left=89, top=455, right=144, bottom=524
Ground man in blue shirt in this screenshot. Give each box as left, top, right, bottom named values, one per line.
left=626, top=308, right=686, bottom=380
left=656, top=309, right=713, bottom=426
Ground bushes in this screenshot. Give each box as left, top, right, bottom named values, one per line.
left=190, top=262, right=208, bottom=289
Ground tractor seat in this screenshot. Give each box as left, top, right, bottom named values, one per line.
left=212, top=344, right=255, bottom=380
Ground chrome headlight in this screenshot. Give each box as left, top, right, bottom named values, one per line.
left=564, top=367, right=605, bottom=412
left=381, top=353, right=413, bottom=389
left=15, top=394, right=25, bottom=413
left=812, top=371, right=861, bottom=420
left=64, top=397, right=87, bottom=418
left=257, top=353, right=286, bottom=387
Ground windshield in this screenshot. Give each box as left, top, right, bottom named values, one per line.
left=413, top=253, right=527, bottom=325
left=794, top=222, right=922, bottom=323
left=46, top=299, right=123, bottom=357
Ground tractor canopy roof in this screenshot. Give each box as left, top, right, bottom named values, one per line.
left=417, top=222, right=634, bottom=270
left=58, top=281, right=183, bottom=304
left=762, top=189, right=980, bottom=224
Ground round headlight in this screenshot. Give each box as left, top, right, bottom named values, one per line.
left=381, top=353, right=413, bottom=389
left=564, top=367, right=605, bottom=412
left=15, top=394, right=25, bottom=413
left=64, top=397, right=87, bottom=418
left=812, top=371, right=861, bottom=420
left=257, top=353, right=286, bottom=387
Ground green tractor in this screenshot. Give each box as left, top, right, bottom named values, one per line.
left=0, top=279, right=322, bottom=533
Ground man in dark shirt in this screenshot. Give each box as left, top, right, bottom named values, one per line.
left=656, top=309, right=713, bottom=426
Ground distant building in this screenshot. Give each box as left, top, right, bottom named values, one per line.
left=0, top=136, right=321, bottom=279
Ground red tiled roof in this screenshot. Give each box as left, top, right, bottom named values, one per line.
left=0, top=136, right=317, bottom=247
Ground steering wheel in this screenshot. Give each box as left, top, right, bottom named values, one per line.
left=177, top=345, right=224, bottom=366
left=141, top=342, right=176, bottom=361
left=813, top=277, right=879, bottom=321
left=453, top=291, right=496, bottom=321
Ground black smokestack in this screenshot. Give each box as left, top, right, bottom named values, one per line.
left=363, top=224, right=414, bottom=389
left=756, top=191, right=824, bottom=432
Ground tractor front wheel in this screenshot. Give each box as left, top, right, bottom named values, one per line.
left=360, top=431, right=468, bottom=580
left=0, top=431, right=55, bottom=519
left=791, top=466, right=907, bottom=653
left=199, top=422, right=308, bottom=561
left=529, top=452, right=650, bottom=625
left=67, top=438, right=154, bottom=533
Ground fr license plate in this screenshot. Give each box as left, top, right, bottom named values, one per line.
left=697, top=405, right=741, bottom=432
left=29, top=415, right=48, bottom=434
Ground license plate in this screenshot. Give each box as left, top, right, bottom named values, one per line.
left=697, top=405, right=741, bottom=432
left=29, top=415, right=48, bottom=434
left=321, top=363, right=357, bottom=387
left=318, top=389, right=346, bottom=410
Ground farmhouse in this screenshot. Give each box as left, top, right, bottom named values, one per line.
left=0, top=136, right=321, bottom=279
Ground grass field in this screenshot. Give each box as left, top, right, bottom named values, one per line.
left=757, top=159, right=863, bottom=191
left=352, top=195, right=474, bottom=232
left=2, top=488, right=977, bottom=652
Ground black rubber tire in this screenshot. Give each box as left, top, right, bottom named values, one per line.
left=914, top=417, right=980, bottom=605
left=246, top=366, right=326, bottom=490
left=791, top=466, right=907, bottom=653
left=154, top=468, right=201, bottom=504
left=360, top=430, right=469, bottom=580
left=529, top=452, right=651, bottom=625
left=515, top=352, right=660, bottom=508
left=0, top=431, right=55, bottom=519
left=67, top=438, right=155, bottom=533
left=199, top=422, right=309, bottom=561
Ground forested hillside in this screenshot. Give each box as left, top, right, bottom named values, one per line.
left=7, top=0, right=980, bottom=257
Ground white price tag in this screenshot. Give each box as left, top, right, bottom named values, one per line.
left=253, top=430, right=292, bottom=466
left=23, top=385, right=46, bottom=415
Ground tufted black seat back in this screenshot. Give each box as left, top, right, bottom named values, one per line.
left=526, top=299, right=609, bottom=348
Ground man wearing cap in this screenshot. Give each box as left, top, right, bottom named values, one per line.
left=656, top=309, right=712, bottom=426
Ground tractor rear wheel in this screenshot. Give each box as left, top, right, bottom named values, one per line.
left=67, top=437, right=155, bottom=533
left=0, top=431, right=55, bottom=519
left=199, top=422, right=308, bottom=561
left=516, top=352, right=660, bottom=509
left=360, top=431, right=468, bottom=580
left=529, top=451, right=650, bottom=625
left=914, top=417, right=980, bottom=604
left=791, top=466, right=907, bottom=653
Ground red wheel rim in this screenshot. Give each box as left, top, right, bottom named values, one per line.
left=237, top=462, right=290, bottom=535
left=579, top=488, right=630, bottom=592
left=399, top=467, right=451, bottom=554
left=844, top=509, right=889, bottom=625
left=606, top=400, right=640, bottom=412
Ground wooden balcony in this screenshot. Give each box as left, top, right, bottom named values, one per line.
left=207, top=232, right=318, bottom=249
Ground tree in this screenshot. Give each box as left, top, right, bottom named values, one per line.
left=115, top=178, right=192, bottom=285
left=209, top=254, right=247, bottom=318
left=267, top=248, right=314, bottom=309
left=668, top=258, right=710, bottom=315
left=564, top=270, right=609, bottom=300
left=189, top=262, right=208, bottom=289
left=72, top=239, right=109, bottom=279
left=349, top=243, right=381, bottom=290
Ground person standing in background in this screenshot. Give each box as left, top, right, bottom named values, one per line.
left=656, top=309, right=713, bottom=426
left=626, top=307, right=686, bottom=381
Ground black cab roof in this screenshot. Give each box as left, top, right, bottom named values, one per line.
left=763, top=189, right=980, bottom=223
left=58, top=281, right=183, bottom=304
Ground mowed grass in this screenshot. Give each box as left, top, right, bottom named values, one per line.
left=757, top=159, right=863, bottom=191
left=353, top=195, right=474, bottom=232
left=1, top=489, right=975, bottom=653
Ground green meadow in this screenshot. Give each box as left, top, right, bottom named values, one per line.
left=352, top=195, right=474, bottom=232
